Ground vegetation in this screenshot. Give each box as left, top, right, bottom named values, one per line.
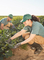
left=38, top=16, right=44, bottom=24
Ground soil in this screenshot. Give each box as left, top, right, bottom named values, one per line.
left=4, top=44, right=44, bottom=60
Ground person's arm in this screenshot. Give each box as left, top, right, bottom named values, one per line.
left=7, top=29, right=27, bottom=43
left=13, top=34, right=36, bottom=49
left=10, top=23, right=13, bottom=26
left=1, top=23, right=4, bottom=30
left=10, top=23, right=16, bottom=30
left=21, top=34, right=36, bottom=45
left=10, top=29, right=27, bottom=40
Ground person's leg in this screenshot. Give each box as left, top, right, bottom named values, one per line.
left=34, top=35, right=44, bottom=44
left=3, top=26, right=9, bottom=29
left=22, top=32, right=30, bottom=39
left=32, top=35, right=43, bottom=54
left=22, top=33, right=43, bottom=54
left=3, top=22, right=11, bottom=29
left=24, top=34, right=44, bottom=45
left=22, top=32, right=40, bottom=50
left=5, top=22, right=11, bottom=27
left=0, top=26, right=9, bottom=29
left=24, top=34, right=35, bottom=44
left=22, top=32, right=35, bottom=47
left=27, top=35, right=43, bottom=54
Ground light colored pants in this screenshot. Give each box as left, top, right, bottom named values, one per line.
left=22, top=32, right=44, bottom=44
left=0, top=22, right=11, bottom=29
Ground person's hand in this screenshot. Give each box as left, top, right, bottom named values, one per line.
left=12, top=25, right=15, bottom=29
left=11, top=25, right=17, bottom=31
left=6, top=38, right=11, bottom=43
left=13, top=42, right=21, bottom=49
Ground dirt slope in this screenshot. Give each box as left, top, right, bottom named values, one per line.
left=4, top=44, right=44, bottom=60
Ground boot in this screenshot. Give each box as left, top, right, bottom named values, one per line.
left=28, top=42, right=43, bottom=51
left=28, top=42, right=36, bottom=50
left=34, top=45, right=43, bottom=54
left=28, top=42, right=39, bottom=50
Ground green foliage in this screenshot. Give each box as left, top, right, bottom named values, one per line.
left=4, top=50, right=13, bottom=58
left=21, top=44, right=28, bottom=50
left=0, top=30, right=2, bottom=33
left=0, top=29, right=13, bottom=59
left=0, top=17, right=24, bottom=60
left=0, top=16, right=7, bottom=20
left=38, top=16, right=44, bottom=25
left=0, top=29, right=24, bottom=60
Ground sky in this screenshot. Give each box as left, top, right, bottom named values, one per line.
left=0, top=0, right=44, bottom=16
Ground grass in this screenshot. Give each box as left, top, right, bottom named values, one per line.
left=20, top=44, right=28, bottom=50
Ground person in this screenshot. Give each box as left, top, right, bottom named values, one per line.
left=7, top=14, right=44, bottom=54
left=0, top=14, right=16, bottom=30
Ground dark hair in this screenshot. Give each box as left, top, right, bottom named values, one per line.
left=31, top=15, right=40, bottom=22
